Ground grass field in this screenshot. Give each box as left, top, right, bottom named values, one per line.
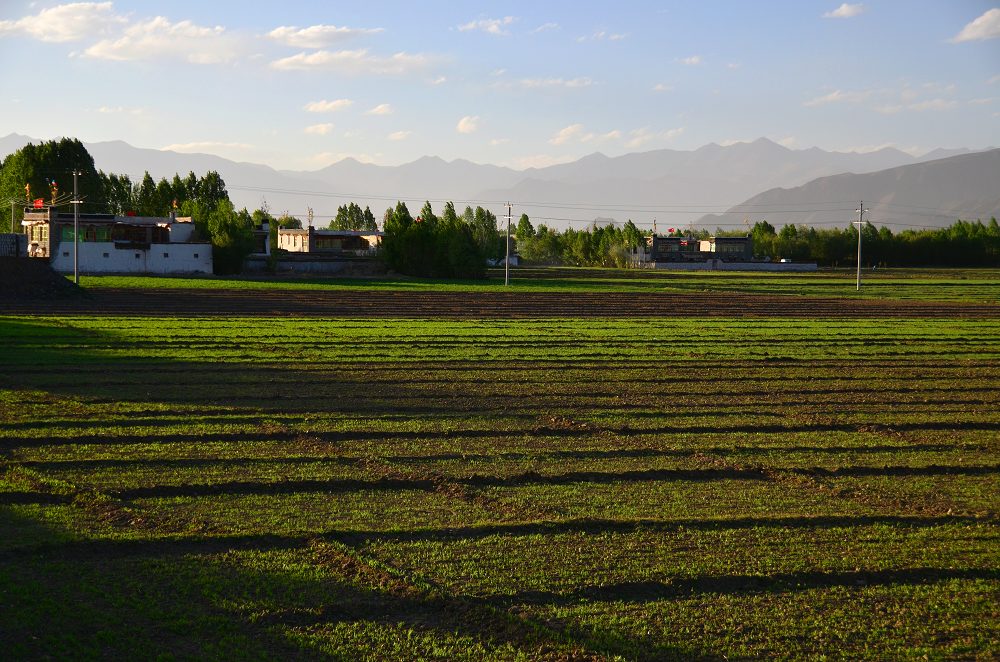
left=1, top=271, right=998, bottom=659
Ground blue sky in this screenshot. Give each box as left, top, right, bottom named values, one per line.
left=1, top=1, right=998, bottom=170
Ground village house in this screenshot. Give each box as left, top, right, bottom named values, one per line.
left=277, top=227, right=383, bottom=256
left=21, top=207, right=212, bottom=274
left=649, top=234, right=754, bottom=263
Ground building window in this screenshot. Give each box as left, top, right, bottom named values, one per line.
left=163, top=252, right=169, bottom=258
left=135, top=254, right=141, bottom=259
left=62, top=251, right=69, bottom=257
left=103, top=253, right=109, bottom=258
left=193, top=253, right=199, bottom=258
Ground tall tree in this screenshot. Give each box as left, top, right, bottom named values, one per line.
left=0, top=138, right=105, bottom=219
left=515, top=213, right=534, bottom=241
left=134, top=172, right=159, bottom=216
left=101, top=172, right=135, bottom=215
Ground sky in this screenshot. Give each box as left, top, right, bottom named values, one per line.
left=1, top=1, right=998, bottom=171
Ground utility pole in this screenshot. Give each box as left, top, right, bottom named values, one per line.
left=505, top=202, right=512, bottom=286
left=9, top=200, right=14, bottom=234
left=852, top=201, right=868, bottom=292
left=72, top=170, right=81, bottom=285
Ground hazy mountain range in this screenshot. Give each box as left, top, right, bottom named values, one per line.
left=697, top=149, right=1000, bottom=230
left=1, top=133, right=996, bottom=231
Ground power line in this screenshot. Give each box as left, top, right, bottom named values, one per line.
left=228, top=183, right=995, bottom=222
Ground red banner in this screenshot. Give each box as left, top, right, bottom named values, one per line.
left=33, top=198, right=44, bottom=208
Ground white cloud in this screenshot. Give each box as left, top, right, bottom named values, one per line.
left=803, top=89, right=870, bottom=106
left=0, top=2, right=125, bottom=43
left=489, top=138, right=510, bottom=146
left=366, top=103, right=393, bottom=115
left=578, top=30, right=627, bottom=42
left=952, top=8, right=1000, bottom=42
left=304, top=99, right=353, bottom=113
left=875, top=98, right=957, bottom=114
left=969, top=97, right=995, bottom=105
left=456, top=115, right=480, bottom=134
left=492, top=68, right=507, bottom=76
left=84, top=16, right=242, bottom=64
left=679, top=55, right=702, bottom=66
left=548, top=124, right=620, bottom=146
left=823, top=3, right=866, bottom=19
left=271, top=49, right=431, bottom=75
left=907, top=98, right=958, bottom=111
left=387, top=130, right=411, bottom=141
left=161, top=141, right=254, bottom=153
left=549, top=123, right=585, bottom=145
left=777, top=136, right=800, bottom=149
left=727, top=62, right=743, bottom=70
left=989, top=75, right=1000, bottom=85
left=532, top=22, right=559, bottom=33
left=518, top=77, right=594, bottom=89
left=652, top=83, right=673, bottom=92
left=429, top=75, right=448, bottom=85
left=458, top=16, right=516, bottom=36
left=267, top=24, right=383, bottom=48
left=625, top=127, right=684, bottom=149
left=873, top=104, right=903, bottom=115
left=304, top=123, right=334, bottom=135
left=96, top=105, right=145, bottom=115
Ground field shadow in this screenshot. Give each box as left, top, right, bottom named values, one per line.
left=0, top=507, right=311, bottom=659
left=0, top=507, right=615, bottom=659
left=477, top=567, right=1000, bottom=608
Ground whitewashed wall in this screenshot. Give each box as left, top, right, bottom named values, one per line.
left=50, top=241, right=212, bottom=274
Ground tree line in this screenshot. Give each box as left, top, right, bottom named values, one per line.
left=749, top=219, right=1000, bottom=267
left=510, top=218, right=999, bottom=268
left=381, top=201, right=502, bottom=278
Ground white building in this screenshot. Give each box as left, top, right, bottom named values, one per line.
left=22, top=208, right=212, bottom=274
left=277, top=227, right=382, bottom=255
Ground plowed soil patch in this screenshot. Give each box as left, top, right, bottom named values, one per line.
left=3, top=287, right=998, bottom=318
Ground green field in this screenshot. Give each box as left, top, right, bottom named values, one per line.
left=78, top=266, right=1000, bottom=302
left=2, top=272, right=999, bottom=659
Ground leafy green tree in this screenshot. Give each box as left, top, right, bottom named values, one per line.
left=155, top=177, right=174, bottom=214
left=362, top=206, right=377, bottom=231
left=199, top=200, right=255, bottom=274
left=101, top=172, right=135, bottom=215
left=751, top=220, right=776, bottom=258
left=622, top=220, right=644, bottom=249
left=419, top=201, right=439, bottom=230
left=134, top=172, right=159, bottom=216
left=276, top=214, right=302, bottom=229
left=330, top=202, right=379, bottom=231
left=197, top=171, right=229, bottom=213
left=471, top=206, right=500, bottom=260
left=380, top=200, right=486, bottom=278
left=515, top=213, right=534, bottom=241
left=0, top=138, right=106, bottom=222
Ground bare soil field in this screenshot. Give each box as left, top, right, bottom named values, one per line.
left=3, top=286, right=999, bottom=317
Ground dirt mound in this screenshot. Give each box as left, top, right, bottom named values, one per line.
left=0, top=258, right=82, bottom=301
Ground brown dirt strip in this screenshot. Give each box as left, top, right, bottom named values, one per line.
left=2, top=287, right=998, bottom=317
